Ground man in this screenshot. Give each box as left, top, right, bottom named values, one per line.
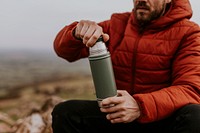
left=52, top=0, right=200, bottom=132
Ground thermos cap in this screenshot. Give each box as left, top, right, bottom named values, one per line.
left=89, top=38, right=108, bottom=56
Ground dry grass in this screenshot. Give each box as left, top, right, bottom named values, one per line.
left=0, top=74, right=96, bottom=120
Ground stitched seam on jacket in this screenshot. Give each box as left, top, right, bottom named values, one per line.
left=113, top=64, right=131, bottom=69
left=151, top=94, right=158, bottom=120
left=114, top=49, right=176, bottom=57
left=163, top=89, right=175, bottom=112
left=137, top=52, right=174, bottom=57
left=136, top=66, right=170, bottom=70
left=178, top=86, right=190, bottom=103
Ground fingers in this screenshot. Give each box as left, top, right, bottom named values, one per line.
left=101, top=96, right=124, bottom=108
left=74, top=20, right=109, bottom=47
left=100, top=90, right=128, bottom=107
left=84, top=27, right=102, bottom=47
left=117, top=90, right=129, bottom=96
left=106, top=111, right=126, bottom=123
left=103, top=107, right=140, bottom=123
left=106, top=111, right=133, bottom=123
left=100, top=103, right=120, bottom=113
left=102, top=33, right=109, bottom=42
left=75, top=21, right=84, bottom=39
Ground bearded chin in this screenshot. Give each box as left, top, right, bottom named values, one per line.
left=135, top=10, right=160, bottom=27
left=136, top=12, right=152, bottom=26
left=135, top=5, right=165, bottom=27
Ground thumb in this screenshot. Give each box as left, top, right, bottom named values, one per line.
left=102, top=33, right=109, bottom=42
left=117, top=90, right=128, bottom=96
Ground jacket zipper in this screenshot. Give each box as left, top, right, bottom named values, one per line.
left=131, top=33, right=143, bottom=94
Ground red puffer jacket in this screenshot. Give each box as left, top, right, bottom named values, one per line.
left=54, top=0, right=200, bottom=123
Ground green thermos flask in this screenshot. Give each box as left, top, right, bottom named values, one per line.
left=89, top=37, right=117, bottom=107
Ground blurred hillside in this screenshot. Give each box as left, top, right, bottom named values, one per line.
left=0, top=49, right=96, bottom=132
left=0, top=49, right=92, bottom=99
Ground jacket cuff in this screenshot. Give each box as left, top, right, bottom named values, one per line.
left=133, top=93, right=156, bottom=123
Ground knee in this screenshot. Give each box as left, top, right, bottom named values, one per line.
left=52, top=100, right=77, bottom=118
left=176, top=104, right=200, bottom=131
left=181, top=104, right=200, bottom=121
left=51, top=100, right=81, bottom=132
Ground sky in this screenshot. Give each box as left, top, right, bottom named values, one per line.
left=0, top=0, right=200, bottom=52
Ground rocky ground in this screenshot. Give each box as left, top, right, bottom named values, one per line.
left=0, top=50, right=96, bottom=133
left=0, top=74, right=96, bottom=133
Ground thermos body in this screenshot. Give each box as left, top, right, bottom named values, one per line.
left=88, top=38, right=117, bottom=106
left=89, top=52, right=117, bottom=101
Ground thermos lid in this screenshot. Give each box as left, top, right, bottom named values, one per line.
left=89, top=36, right=108, bottom=56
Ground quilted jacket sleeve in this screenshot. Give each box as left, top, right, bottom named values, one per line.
left=133, top=24, right=200, bottom=123
left=54, top=21, right=110, bottom=62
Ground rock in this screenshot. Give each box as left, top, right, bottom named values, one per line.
left=0, top=96, right=63, bottom=133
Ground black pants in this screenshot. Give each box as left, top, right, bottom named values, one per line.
left=51, top=100, right=200, bottom=133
